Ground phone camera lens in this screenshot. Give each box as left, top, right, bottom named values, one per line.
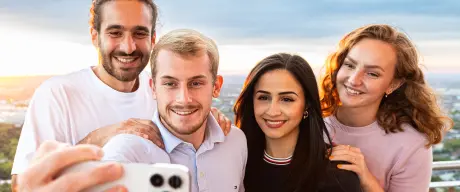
left=150, top=174, right=164, bottom=187
left=169, top=175, right=182, bottom=189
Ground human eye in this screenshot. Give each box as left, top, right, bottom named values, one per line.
left=367, top=72, right=380, bottom=78
left=134, top=31, right=149, bottom=39
left=108, top=31, right=122, bottom=38
left=162, top=81, right=177, bottom=88
left=343, top=62, right=355, bottom=69
left=281, top=97, right=295, bottom=102
left=189, top=81, right=204, bottom=88
left=257, top=95, right=269, bottom=101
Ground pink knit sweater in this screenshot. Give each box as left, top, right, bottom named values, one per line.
left=325, top=115, right=433, bottom=192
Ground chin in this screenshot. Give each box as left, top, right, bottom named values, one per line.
left=173, top=123, right=202, bottom=134
left=262, top=129, right=285, bottom=140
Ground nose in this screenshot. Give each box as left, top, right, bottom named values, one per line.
left=176, top=85, right=192, bottom=104
left=119, top=34, right=136, bottom=54
left=265, top=100, right=282, bottom=117
left=347, top=70, right=364, bottom=86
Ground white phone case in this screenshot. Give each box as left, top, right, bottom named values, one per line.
left=60, top=161, right=191, bottom=192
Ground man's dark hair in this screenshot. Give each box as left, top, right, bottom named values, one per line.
left=89, top=0, right=158, bottom=35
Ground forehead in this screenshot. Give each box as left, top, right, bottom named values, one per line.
left=100, top=0, right=153, bottom=30
left=255, top=69, right=303, bottom=94
left=347, top=38, right=397, bottom=70
left=155, top=49, right=213, bottom=80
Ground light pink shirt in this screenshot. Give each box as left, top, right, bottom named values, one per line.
left=325, top=115, right=432, bottom=192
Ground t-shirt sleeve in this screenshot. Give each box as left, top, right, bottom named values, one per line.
left=11, top=83, right=68, bottom=175
left=388, top=145, right=432, bottom=192
left=239, top=128, right=248, bottom=192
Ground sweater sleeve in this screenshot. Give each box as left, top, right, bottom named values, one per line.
left=388, top=145, right=432, bottom=192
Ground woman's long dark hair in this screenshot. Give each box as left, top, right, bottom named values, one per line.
left=233, top=53, right=333, bottom=191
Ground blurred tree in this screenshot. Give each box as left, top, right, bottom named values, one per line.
left=433, top=155, right=451, bottom=162
left=0, top=161, right=12, bottom=180
left=0, top=124, right=20, bottom=160
left=0, top=123, right=20, bottom=181
left=431, top=175, right=443, bottom=182
left=444, top=139, right=460, bottom=153
left=0, top=183, right=10, bottom=192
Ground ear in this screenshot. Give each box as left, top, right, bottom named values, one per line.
left=90, top=27, right=99, bottom=48
left=386, top=78, right=404, bottom=95
left=150, top=78, right=157, bottom=99
left=151, top=31, right=156, bottom=46
left=212, top=75, right=223, bottom=98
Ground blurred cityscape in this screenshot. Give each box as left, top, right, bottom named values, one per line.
left=0, top=73, right=460, bottom=191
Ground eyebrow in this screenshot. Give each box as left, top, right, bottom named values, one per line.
left=256, top=90, right=299, bottom=96
left=105, top=25, right=150, bottom=33
left=105, top=25, right=124, bottom=31
left=188, top=75, right=207, bottom=81
left=160, top=75, right=178, bottom=81
left=160, top=75, right=207, bottom=81
left=345, top=56, right=385, bottom=72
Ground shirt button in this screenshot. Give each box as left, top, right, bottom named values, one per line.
left=200, top=172, right=205, bottom=177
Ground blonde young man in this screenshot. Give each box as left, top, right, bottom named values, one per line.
left=102, top=29, right=247, bottom=192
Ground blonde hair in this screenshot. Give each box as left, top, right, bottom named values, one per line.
left=150, top=29, right=219, bottom=80
left=320, top=24, right=453, bottom=146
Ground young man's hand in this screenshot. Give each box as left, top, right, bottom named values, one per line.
left=78, top=118, right=164, bottom=148
left=16, top=140, right=126, bottom=192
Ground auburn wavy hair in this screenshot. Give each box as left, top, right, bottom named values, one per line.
left=320, top=24, right=453, bottom=146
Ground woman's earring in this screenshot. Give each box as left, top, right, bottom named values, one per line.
left=303, top=110, right=309, bottom=119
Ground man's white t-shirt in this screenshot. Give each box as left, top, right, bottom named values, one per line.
left=11, top=67, right=156, bottom=174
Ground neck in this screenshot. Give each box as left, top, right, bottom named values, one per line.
left=160, top=117, right=208, bottom=150
left=92, top=65, right=139, bottom=93
left=336, top=102, right=380, bottom=127
left=265, top=128, right=299, bottom=158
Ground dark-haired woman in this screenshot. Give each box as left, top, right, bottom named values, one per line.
left=234, top=53, right=362, bottom=192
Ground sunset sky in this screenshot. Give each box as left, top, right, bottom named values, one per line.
left=0, top=0, right=459, bottom=76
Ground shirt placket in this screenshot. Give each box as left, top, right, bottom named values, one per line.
left=196, top=143, right=210, bottom=191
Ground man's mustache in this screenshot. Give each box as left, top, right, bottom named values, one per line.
left=111, top=50, right=143, bottom=57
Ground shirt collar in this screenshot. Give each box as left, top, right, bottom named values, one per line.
left=152, top=110, right=225, bottom=153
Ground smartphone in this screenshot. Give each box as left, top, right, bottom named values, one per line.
left=60, top=161, right=191, bottom=192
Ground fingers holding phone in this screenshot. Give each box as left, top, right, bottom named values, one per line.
left=16, top=140, right=126, bottom=192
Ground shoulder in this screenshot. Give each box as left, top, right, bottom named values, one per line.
left=386, top=123, right=430, bottom=154
left=34, top=68, right=92, bottom=96
left=104, top=133, right=156, bottom=151
left=320, top=161, right=362, bottom=192
left=222, top=126, right=248, bottom=159
left=399, top=123, right=429, bottom=144
left=377, top=123, right=432, bottom=174
left=103, top=134, right=168, bottom=163
left=226, top=126, right=247, bottom=145
left=323, top=116, right=335, bottom=132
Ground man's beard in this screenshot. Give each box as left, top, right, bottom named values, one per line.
left=98, top=45, right=149, bottom=82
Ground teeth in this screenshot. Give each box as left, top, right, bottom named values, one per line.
left=115, top=57, right=136, bottom=63
left=266, top=120, right=284, bottom=125
left=346, top=87, right=362, bottom=95
left=172, top=110, right=194, bottom=115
